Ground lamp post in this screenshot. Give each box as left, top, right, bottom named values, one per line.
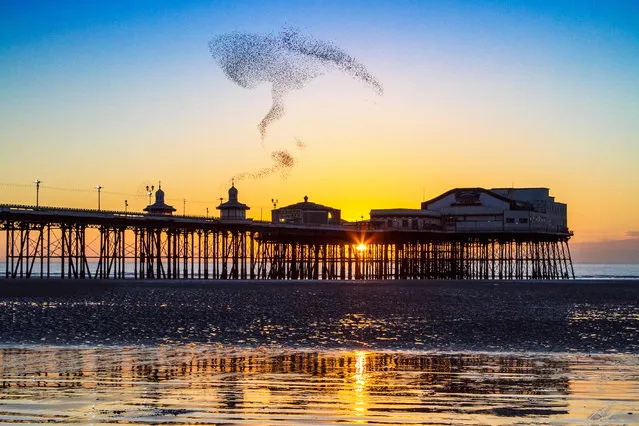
left=34, top=179, right=41, bottom=207
left=124, top=199, right=128, bottom=214
left=270, top=199, right=279, bottom=223
left=96, top=185, right=102, bottom=211
left=206, top=207, right=209, bottom=218
left=145, top=185, right=154, bottom=205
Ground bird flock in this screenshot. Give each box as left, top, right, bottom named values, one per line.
left=233, top=150, right=298, bottom=181
left=209, top=28, right=382, bottom=179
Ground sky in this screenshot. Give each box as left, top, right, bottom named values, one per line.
left=1, top=0, right=638, bottom=261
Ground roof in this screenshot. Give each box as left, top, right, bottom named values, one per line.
left=491, top=187, right=549, bottom=191
left=275, top=200, right=338, bottom=212
left=217, top=200, right=250, bottom=210
left=143, top=201, right=176, bottom=213
left=422, top=187, right=532, bottom=210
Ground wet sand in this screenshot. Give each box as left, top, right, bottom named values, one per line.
left=0, top=279, right=637, bottom=352
left=0, top=279, right=637, bottom=424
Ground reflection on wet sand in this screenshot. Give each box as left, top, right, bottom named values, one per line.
left=1, top=346, right=636, bottom=424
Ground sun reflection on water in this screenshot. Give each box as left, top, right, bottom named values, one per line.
left=353, top=351, right=368, bottom=417
left=0, top=346, right=637, bottom=425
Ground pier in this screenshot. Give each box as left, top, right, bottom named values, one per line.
left=0, top=203, right=574, bottom=281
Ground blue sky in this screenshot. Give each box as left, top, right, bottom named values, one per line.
left=1, top=0, right=638, bottom=252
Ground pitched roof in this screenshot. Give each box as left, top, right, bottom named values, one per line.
left=275, top=200, right=338, bottom=212
left=143, top=200, right=176, bottom=213
left=422, top=187, right=532, bottom=209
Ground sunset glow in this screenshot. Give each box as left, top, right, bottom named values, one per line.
left=1, top=1, right=637, bottom=261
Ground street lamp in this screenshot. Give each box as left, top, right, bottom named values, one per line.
left=271, top=198, right=278, bottom=209
left=96, top=185, right=102, bottom=211
left=124, top=199, right=128, bottom=214
left=34, top=179, right=41, bottom=207
left=145, top=185, right=154, bottom=205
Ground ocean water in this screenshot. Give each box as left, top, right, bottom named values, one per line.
left=573, top=263, right=639, bottom=279
left=3, top=262, right=639, bottom=280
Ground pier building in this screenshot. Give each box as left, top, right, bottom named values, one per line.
left=0, top=185, right=574, bottom=281
left=271, top=196, right=341, bottom=225
left=143, top=185, right=176, bottom=215
left=371, top=187, right=567, bottom=234
left=217, top=183, right=250, bottom=221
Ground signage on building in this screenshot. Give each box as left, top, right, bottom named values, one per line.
left=454, top=191, right=481, bottom=206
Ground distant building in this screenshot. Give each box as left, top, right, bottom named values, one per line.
left=143, top=185, right=176, bottom=215
left=272, top=196, right=341, bottom=225
left=217, top=183, right=250, bottom=221
left=370, top=187, right=568, bottom=233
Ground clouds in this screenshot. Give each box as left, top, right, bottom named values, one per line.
left=571, top=233, right=639, bottom=264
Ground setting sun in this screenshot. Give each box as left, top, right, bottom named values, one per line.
left=356, top=243, right=367, bottom=252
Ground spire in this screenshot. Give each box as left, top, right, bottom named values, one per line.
left=229, top=182, right=238, bottom=201
left=155, top=186, right=165, bottom=203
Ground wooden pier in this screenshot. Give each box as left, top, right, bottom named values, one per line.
left=1, top=204, right=574, bottom=280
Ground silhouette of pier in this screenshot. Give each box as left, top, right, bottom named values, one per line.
left=1, top=203, right=574, bottom=280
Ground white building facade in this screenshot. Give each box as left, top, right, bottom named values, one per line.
left=371, top=187, right=568, bottom=234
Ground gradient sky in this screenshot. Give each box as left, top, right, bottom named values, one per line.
left=1, top=0, right=638, bottom=255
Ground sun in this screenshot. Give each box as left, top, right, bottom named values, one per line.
left=356, top=243, right=367, bottom=252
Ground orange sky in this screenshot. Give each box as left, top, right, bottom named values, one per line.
left=1, top=1, right=638, bottom=251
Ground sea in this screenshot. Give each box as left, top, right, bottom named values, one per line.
left=573, top=263, right=639, bottom=279
left=0, top=267, right=637, bottom=424
left=2, top=262, right=639, bottom=280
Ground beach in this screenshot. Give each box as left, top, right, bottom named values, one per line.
left=0, top=279, right=637, bottom=352
left=0, top=279, right=637, bottom=424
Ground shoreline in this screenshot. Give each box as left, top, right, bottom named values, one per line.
left=2, top=277, right=638, bottom=286
left=1, top=277, right=638, bottom=297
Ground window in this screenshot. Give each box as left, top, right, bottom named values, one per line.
left=519, top=218, right=528, bottom=224
left=506, top=218, right=515, bottom=224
